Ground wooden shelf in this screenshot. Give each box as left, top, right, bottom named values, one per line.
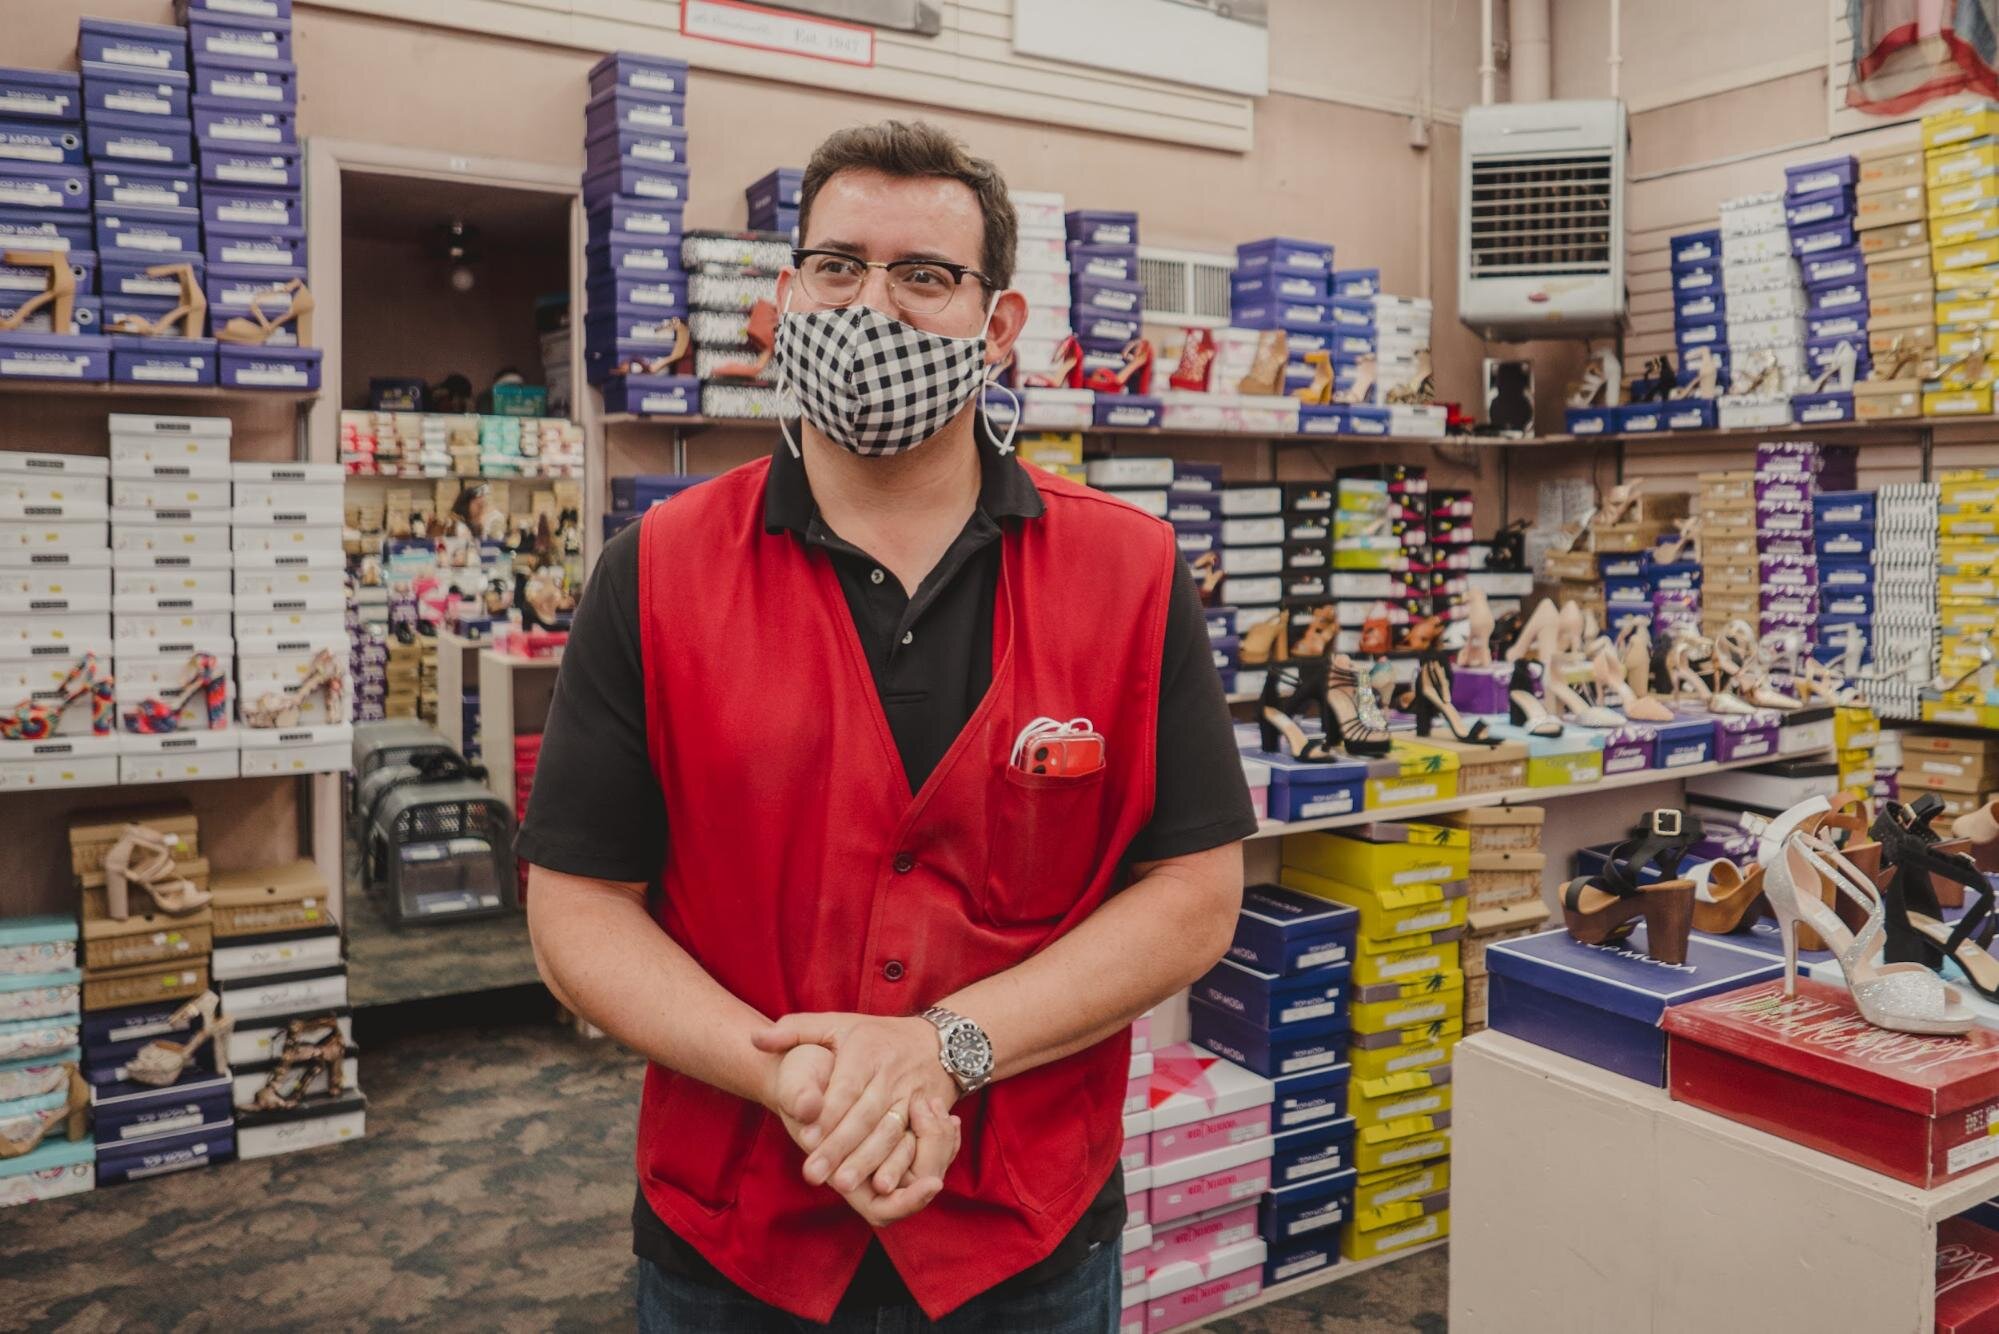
left=1244, top=749, right=1826, bottom=842
left=0, top=379, right=318, bottom=406
left=1152, top=1239, right=1445, bottom=1334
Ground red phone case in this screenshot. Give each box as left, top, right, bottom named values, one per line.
left=1021, top=733, right=1105, bottom=776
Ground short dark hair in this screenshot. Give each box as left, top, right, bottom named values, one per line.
left=798, top=120, right=1017, bottom=292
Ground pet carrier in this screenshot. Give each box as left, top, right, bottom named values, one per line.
left=350, top=720, right=458, bottom=819
left=364, top=749, right=517, bottom=925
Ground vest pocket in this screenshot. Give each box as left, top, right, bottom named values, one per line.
left=653, top=1069, right=766, bottom=1215
left=984, top=764, right=1111, bottom=925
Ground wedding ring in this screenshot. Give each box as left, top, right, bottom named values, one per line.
left=884, top=1108, right=905, bottom=1128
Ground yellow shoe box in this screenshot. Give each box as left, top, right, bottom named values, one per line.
left=1925, top=700, right=1999, bottom=728
left=1362, top=740, right=1460, bottom=810
left=1925, top=384, right=1995, bottom=416
left=1350, top=973, right=1465, bottom=1036
left=1280, top=826, right=1468, bottom=890
left=1353, top=1114, right=1451, bottom=1176
left=1932, top=177, right=1999, bottom=222
left=1352, top=931, right=1463, bottom=986
left=1940, top=292, right=1999, bottom=326
left=1527, top=747, right=1604, bottom=788
left=1939, top=235, right=1999, bottom=272
left=1834, top=705, right=1880, bottom=751
left=1342, top=1199, right=1449, bottom=1262
left=1348, top=1033, right=1459, bottom=1084
left=1349, top=1067, right=1454, bottom=1129
left=1355, top=1160, right=1452, bottom=1215
left=1925, top=106, right=1999, bottom=153
left=1016, top=432, right=1083, bottom=467
left=1282, top=866, right=1469, bottom=943
left=1943, top=511, right=1999, bottom=539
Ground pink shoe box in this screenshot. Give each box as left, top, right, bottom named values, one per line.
left=1125, top=1163, right=1151, bottom=1227
left=1147, top=1200, right=1260, bottom=1274
left=1149, top=1133, right=1274, bottom=1226
left=1123, top=1107, right=1152, bottom=1173
left=1119, top=1280, right=1145, bottom=1334
left=1126, top=1047, right=1153, bottom=1116
left=1151, top=1040, right=1271, bottom=1160
left=1144, top=1239, right=1266, bottom=1330
left=1121, top=1222, right=1152, bottom=1289
left=1131, top=1010, right=1154, bottom=1056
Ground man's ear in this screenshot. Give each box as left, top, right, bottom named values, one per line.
left=982, top=288, right=1029, bottom=367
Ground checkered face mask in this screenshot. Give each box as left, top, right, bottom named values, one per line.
left=775, top=295, right=1012, bottom=458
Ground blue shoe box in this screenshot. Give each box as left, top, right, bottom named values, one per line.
left=1675, top=290, right=1724, bottom=322
left=79, top=18, right=189, bottom=74
left=588, top=51, right=690, bottom=99
left=206, top=223, right=305, bottom=269
left=1673, top=262, right=1719, bottom=294
left=1237, top=236, right=1332, bottom=275
left=87, top=114, right=193, bottom=169
left=1806, top=279, right=1866, bottom=315
left=1344, top=405, right=1390, bottom=436
left=1566, top=406, right=1616, bottom=435
left=1812, top=490, right=1875, bottom=526
left=0, top=120, right=85, bottom=166
left=1791, top=219, right=1856, bottom=256
left=1232, top=265, right=1326, bottom=304
left=1785, top=187, right=1854, bottom=230
left=1806, top=310, right=1863, bottom=341
left=1074, top=275, right=1146, bottom=316
left=585, top=304, right=687, bottom=351
left=217, top=343, right=319, bottom=391
left=89, top=1068, right=232, bottom=1143
left=202, top=258, right=290, bottom=313
left=1190, top=996, right=1347, bottom=1078
left=1265, top=1234, right=1340, bottom=1287
left=745, top=167, right=803, bottom=218
left=1486, top=925, right=1783, bottom=1086
left=1792, top=392, right=1854, bottom=425
left=588, top=200, right=683, bottom=245
left=1172, top=524, right=1218, bottom=558
left=1076, top=311, right=1141, bottom=345
left=1670, top=229, right=1721, bottom=266
left=0, top=208, right=90, bottom=252
left=1819, top=558, right=1873, bottom=590
left=3, top=249, right=93, bottom=301
left=0, top=293, right=99, bottom=333
left=0, top=331, right=110, bottom=381
left=190, top=54, right=297, bottom=109
left=1253, top=752, right=1371, bottom=824
left=1815, top=521, right=1874, bottom=559
left=1651, top=712, right=1716, bottom=769
left=1297, top=403, right=1346, bottom=435
left=1801, top=247, right=1864, bottom=288
left=1261, top=1167, right=1357, bottom=1248
left=599, top=373, right=700, bottom=417
left=1805, top=334, right=1869, bottom=377
left=1786, top=156, right=1855, bottom=197
left=95, top=164, right=194, bottom=210
left=2, top=161, right=90, bottom=211
left=1675, top=320, right=1722, bottom=347
left=1231, top=300, right=1333, bottom=329
left=1329, top=330, right=1373, bottom=358
left=81, top=63, right=189, bottom=121
left=1665, top=400, right=1719, bottom=430
left=184, top=13, right=292, bottom=67
left=113, top=335, right=217, bottom=387
left=746, top=202, right=798, bottom=234
left=1067, top=243, right=1138, bottom=283
left=1822, top=588, right=1874, bottom=618
left=1270, top=1062, right=1353, bottom=1132
left=201, top=184, right=298, bottom=231
left=585, top=124, right=690, bottom=172
left=1617, top=402, right=1667, bottom=433
left=95, top=1119, right=235, bottom=1185
left=610, top=474, right=708, bottom=512
left=95, top=202, right=201, bottom=258
left=586, top=272, right=688, bottom=313
left=0, top=67, right=83, bottom=124
left=197, top=142, right=299, bottom=190
left=1067, top=209, right=1138, bottom=247
left=1231, top=880, right=1359, bottom=976
left=1194, top=957, right=1347, bottom=1034
left=582, top=159, right=690, bottom=209
left=190, top=99, right=295, bottom=147
left=1331, top=267, right=1378, bottom=298
left=1270, top=1115, right=1356, bottom=1187
left=1094, top=394, right=1162, bottom=430
left=1329, top=297, right=1375, bottom=331
left=586, top=233, right=683, bottom=278
left=584, top=87, right=687, bottom=139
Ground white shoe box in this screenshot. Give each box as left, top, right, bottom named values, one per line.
left=110, top=477, right=232, bottom=512
left=114, top=609, right=233, bottom=643
left=237, top=721, right=353, bottom=776
left=0, top=734, right=120, bottom=791
left=231, top=525, right=340, bottom=556
left=117, top=728, right=240, bottom=785
left=107, top=414, right=231, bottom=467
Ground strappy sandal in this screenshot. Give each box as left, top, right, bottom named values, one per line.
left=1258, top=659, right=1340, bottom=762
left=102, top=824, right=211, bottom=921
left=253, top=1015, right=347, bottom=1111
left=0, top=1066, right=88, bottom=1160
left=1560, top=809, right=1704, bottom=964
left=1688, top=858, right=1767, bottom=934
left=119, top=990, right=234, bottom=1087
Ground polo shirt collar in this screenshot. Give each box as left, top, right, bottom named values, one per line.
left=764, top=429, right=1045, bottom=537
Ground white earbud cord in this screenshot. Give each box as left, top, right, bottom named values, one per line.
left=1009, top=716, right=1095, bottom=769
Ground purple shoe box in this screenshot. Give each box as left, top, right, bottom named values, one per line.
left=190, top=54, right=296, bottom=109
left=1756, top=501, right=1814, bottom=534
left=582, top=159, right=689, bottom=209
left=1096, top=395, right=1163, bottom=430
left=1713, top=711, right=1781, bottom=763
left=745, top=167, right=803, bottom=217
left=100, top=291, right=177, bottom=331
left=1232, top=264, right=1326, bottom=304
left=1173, top=523, right=1219, bottom=557
left=1758, top=609, right=1818, bottom=636
left=203, top=258, right=290, bottom=314
left=1602, top=723, right=1656, bottom=777
left=584, top=87, right=687, bottom=143
left=1784, top=188, right=1854, bottom=230
left=0, top=67, right=83, bottom=123
left=1786, top=156, right=1855, bottom=197
left=79, top=19, right=189, bottom=74
left=586, top=271, right=688, bottom=312
left=87, top=114, right=192, bottom=169
left=1077, top=311, right=1141, bottom=345
left=1329, top=298, right=1376, bottom=331
left=0, top=207, right=90, bottom=252
left=2, top=248, right=94, bottom=299
left=587, top=52, right=690, bottom=99
left=1232, top=300, right=1333, bottom=328
left=0, top=330, right=111, bottom=381
left=1791, top=219, right=1856, bottom=256
left=1237, top=236, right=1333, bottom=275
left=1073, top=275, right=1145, bottom=316
left=1763, top=588, right=1819, bottom=618
left=1801, top=248, right=1864, bottom=288
left=217, top=343, right=319, bottom=390
left=0, top=292, right=99, bottom=333
left=1754, top=439, right=1822, bottom=471
left=1451, top=664, right=1513, bottom=716
left=182, top=0, right=294, bottom=17
left=0, top=120, right=85, bottom=166
left=1757, top=533, right=1813, bottom=557
left=588, top=199, right=683, bottom=243
left=94, top=164, right=195, bottom=209
left=196, top=142, right=299, bottom=189
left=184, top=12, right=294, bottom=65
left=95, top=202, right=201, bottom=257
left=585, top=233, right=682, bottom=278
left=1078, top=336, right=1126, bottom=383
left=1068, top=243, right=1139, bottom=283
left=1297, top=403, right=1346, bottom=435
left=1759, top=552, right=1818, bottom=584
left=1068, top=210, right=1139, bottom=247
left=1807, top=311, right=1864, bottom=341
left=1329, top=329, right=1374, bottom=358
left=80, top=63, right=190, bottom=121
left=101, top=252, right=207, bottom=300
left=1, top=161, right=91, bottom=210
left=1807, top=280, right=1866, bottom=315
left=598, top=372, right=699, bottom=417
left=1792, top=392, right=1854, bottom=425
left=204, top=224, right=305, bottom=269
left=583, top=124, right=690, bottom=171
left=202, top=184, right=299, bottom=230
left=1754, top=473, right=1814, bottom=504
left=111, top=334, right=217, bottom=387
left=1332, top=267, right=1378, bottom=298
left=583, top=304, right=687, bottom=349
left=1806, top=334, right=1868, bottom=375
left=190, top=98, right=294, bottom=147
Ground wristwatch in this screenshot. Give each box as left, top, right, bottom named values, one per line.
left=922, top=1006, right=995, bottom=1096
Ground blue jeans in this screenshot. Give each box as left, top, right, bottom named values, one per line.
left=635, top=1235, right=1120, bottom=1333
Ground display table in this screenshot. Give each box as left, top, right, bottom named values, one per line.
left=1450, top=1030, right=1998, bottom=1333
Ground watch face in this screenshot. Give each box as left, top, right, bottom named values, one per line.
left=944, top=1022, right=994, bottom=1082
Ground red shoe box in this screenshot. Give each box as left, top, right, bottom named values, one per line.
left=1939, top=1218, right=1999, bottom=1334
left=1662, top=978, right=1999, bottom=1188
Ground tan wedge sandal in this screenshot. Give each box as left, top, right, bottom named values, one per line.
left=119, top=991, right=234, bottom=1087
left=0, top=1066, right=88, bottom=1160
left=102, top=824, right=211, bottom=920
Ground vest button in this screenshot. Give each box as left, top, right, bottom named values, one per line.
left=882, top=960, right=905, bottom=981
left=892, top=852, right=915, bottom=874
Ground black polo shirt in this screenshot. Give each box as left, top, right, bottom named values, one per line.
left=517, top=437, right=1256, bottom=1310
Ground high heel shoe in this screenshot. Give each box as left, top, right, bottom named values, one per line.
left=711, top=300, right=776, bottom=379
left=242, top=648, right=346, bottom=728
left=1414, top=655, right=1499, bottom=746
left=0, top=250, right=76, bottom=336
left=253, top=1014, right=348, bottom=1111
left=1325, top=654, right=1393, bottom=757
left=1401, top=614, right=1445, bottom=653
left=1258, top=659, right=1340, bottom=762
left=1332, top=353, right=1376, bottom=406
left=1168, top=328, right=1216, bottom=392
left=1505, top=598, right=1559, bottom=663
left=1358, top=605, right=1393, bottom=656
left=1238, top=329, right=1289, bottom=395
left=121, top=652, right=228, bottom=734
left=1544, top=661, right=1627, bottom=728
left=0, top=651, right=114, bottom=740
left=1766, top=832, right=1973, bottom=1035
left=1567, top=353, right=1607, bottom=408
left=1188, top=551, right=1224, bottom=602
left=609, top=317, right=693, bottom=378
left=118, top=990, right=234, bottom=1087
left=1555, top=600, right=1586, bottom=657
left=1670, top=346, right=1721, bottom=400
left=0, top=1066, right=88, bottom=1160
left=1239, top=612, right=1285, bottom=667
left=1619, top=622, right=1654, bottom=699
left=1868, top=334, right=1917, bottom=383
left=1934, top=334, right=1990, bottom=390
left=104, top=262, right=206, bottom=339
left=1688, top=858, right=1767, bottom=934
left=1023, top=333, right=1083, bottom=389
left=1383, top=347, right=1434, bottom=404
left=1664, top=628, right=1715, bottom=700
left=215, top=276, right=315, bottom=347
left=1292, top=349, right=1334, bottom=404
left=1706, top=621, right=1759, bottom=715
left=1876, top=832, right=1999, bottom=999
left=1559, top=809, right=1702, bottom=964
left=1084, top=338, right=1154, bottom=395
left=1286, top=604, right=1338, bottom=662
left=102, top=823, right=211, bottom=920
left=1593, top=643, right=1675, bottom=721
left=1653, top=515, right=1703, bottom=565
left=1800, top=340, right=1859, bottom=394
left=1457, top=586, right=1494, bottom=668
left=1597, top=479, right=1644, bottom=527
left=1933, top=636, right=1995, bottom=693
left=1486, top=519, right=1529, bottom=573
left=1726, top=349, right=1777, bottom=397
left=1508, top=661, right=1564, bottom=737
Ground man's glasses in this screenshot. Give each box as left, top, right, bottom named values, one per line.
left=791, top=248, right=995, bottom=316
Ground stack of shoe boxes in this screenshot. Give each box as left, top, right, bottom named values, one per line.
left=1696, top=469, right=1757, bottom=646
left=1330, top=466, right=1429, bottom=662
left=232, top=457, right=350, bottom=777
left=1717, top=190, right=1804, bottom=430
left=1853, top=139, right=1930, bottom=422
left=1067, top=209, right=1146, bottom=420
left=0, top=449, right=117, bottom=789
left=1218, top=479, right=1285, bottom=671
left=743, top=167, right=801, bottom=236
left=1668, top=228, right=1724, bottom=427
left=1898, top=734, right=1999, bottom=826
left=1008, top=190, right=1071, bottom=390
left=1257, top=480, right=1335, bottom=691
left=1810, top=487, right=1877, bottom=679
left=1232, top=236, right=1333, bottom=403
left=109, top=413, right=238, bottom=781
left=0, top=914, right=91, bottom=1209
left=1436, top=808, right=1548, bottom=1034
left=1876, top=481, right=1939, bottom=721
left=1273, top=827, right=1458, bottom=1266
left=383, top=635, right=420, bottom=719
left=1922, top=103, right=1999, bottom=417
left=582, top=51, right=695, bottom=418
left=1785, top=155, right=1866, bottom=425
left=1170, top=462, right=1239, bottom=690
left=1374, top=291, right=1441, bottom=439
left=1118, top=1013, right=1151, bottom=1334
left=348, top=604, right=386, bottom=724
left=0, top=62, right=92, bottom=337
left=1189, top=881, right=1356, bottom=1292
left=683, top=230, right=787, bottom=420
left=1754, top=442, right=1827, bottom=666
left=185, top=1, right=319, bottom=392
left=1928, top=469, right=1999, bottom=727
left=69, top=805, right=231, bottom=1187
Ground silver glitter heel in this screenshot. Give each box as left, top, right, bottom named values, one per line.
left=1766, top=832, right=1974, bottom=1036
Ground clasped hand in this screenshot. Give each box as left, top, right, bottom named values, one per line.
left=756, top=1013, right=962, bottom=1227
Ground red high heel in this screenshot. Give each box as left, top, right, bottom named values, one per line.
left=121, top=653, right=229, bottom=734
left=1023, top=334, right=1082, bottom=389
left=711, top=301, right=776, bottom=380
left=1359, top=606, right=1393, bottom=656
left=0, top=652, right=113, bottom=740
left=1169, top=328, right=1216, bottom=391
left=1084, top=339, right=1154, bottom=395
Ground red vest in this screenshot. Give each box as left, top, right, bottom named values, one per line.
left=633, top=457, right=1174, bottom=1320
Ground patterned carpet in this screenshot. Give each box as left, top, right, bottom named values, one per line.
left=0, top=1005, right=1444, bottom=1332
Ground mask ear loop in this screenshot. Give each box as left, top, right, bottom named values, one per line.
left=975, top=292, right=1021, bottom=457
left=773, top=286, right=803, bottom=460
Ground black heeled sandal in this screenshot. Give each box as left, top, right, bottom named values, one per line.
left=1487, top=519, right=1529, bottom=573
left=1877, top=828, right=1999, bottom=998
left=1413, top=653, right=1498, bottom=746
left=1258, top=660, right=1340, bottom=762
left=1324, top=654, right=1392, bottom=758
left=1558, top=808, right=1704, bottom=964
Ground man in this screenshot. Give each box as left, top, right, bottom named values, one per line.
left=521, top=120, right=1254, bottom=1332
